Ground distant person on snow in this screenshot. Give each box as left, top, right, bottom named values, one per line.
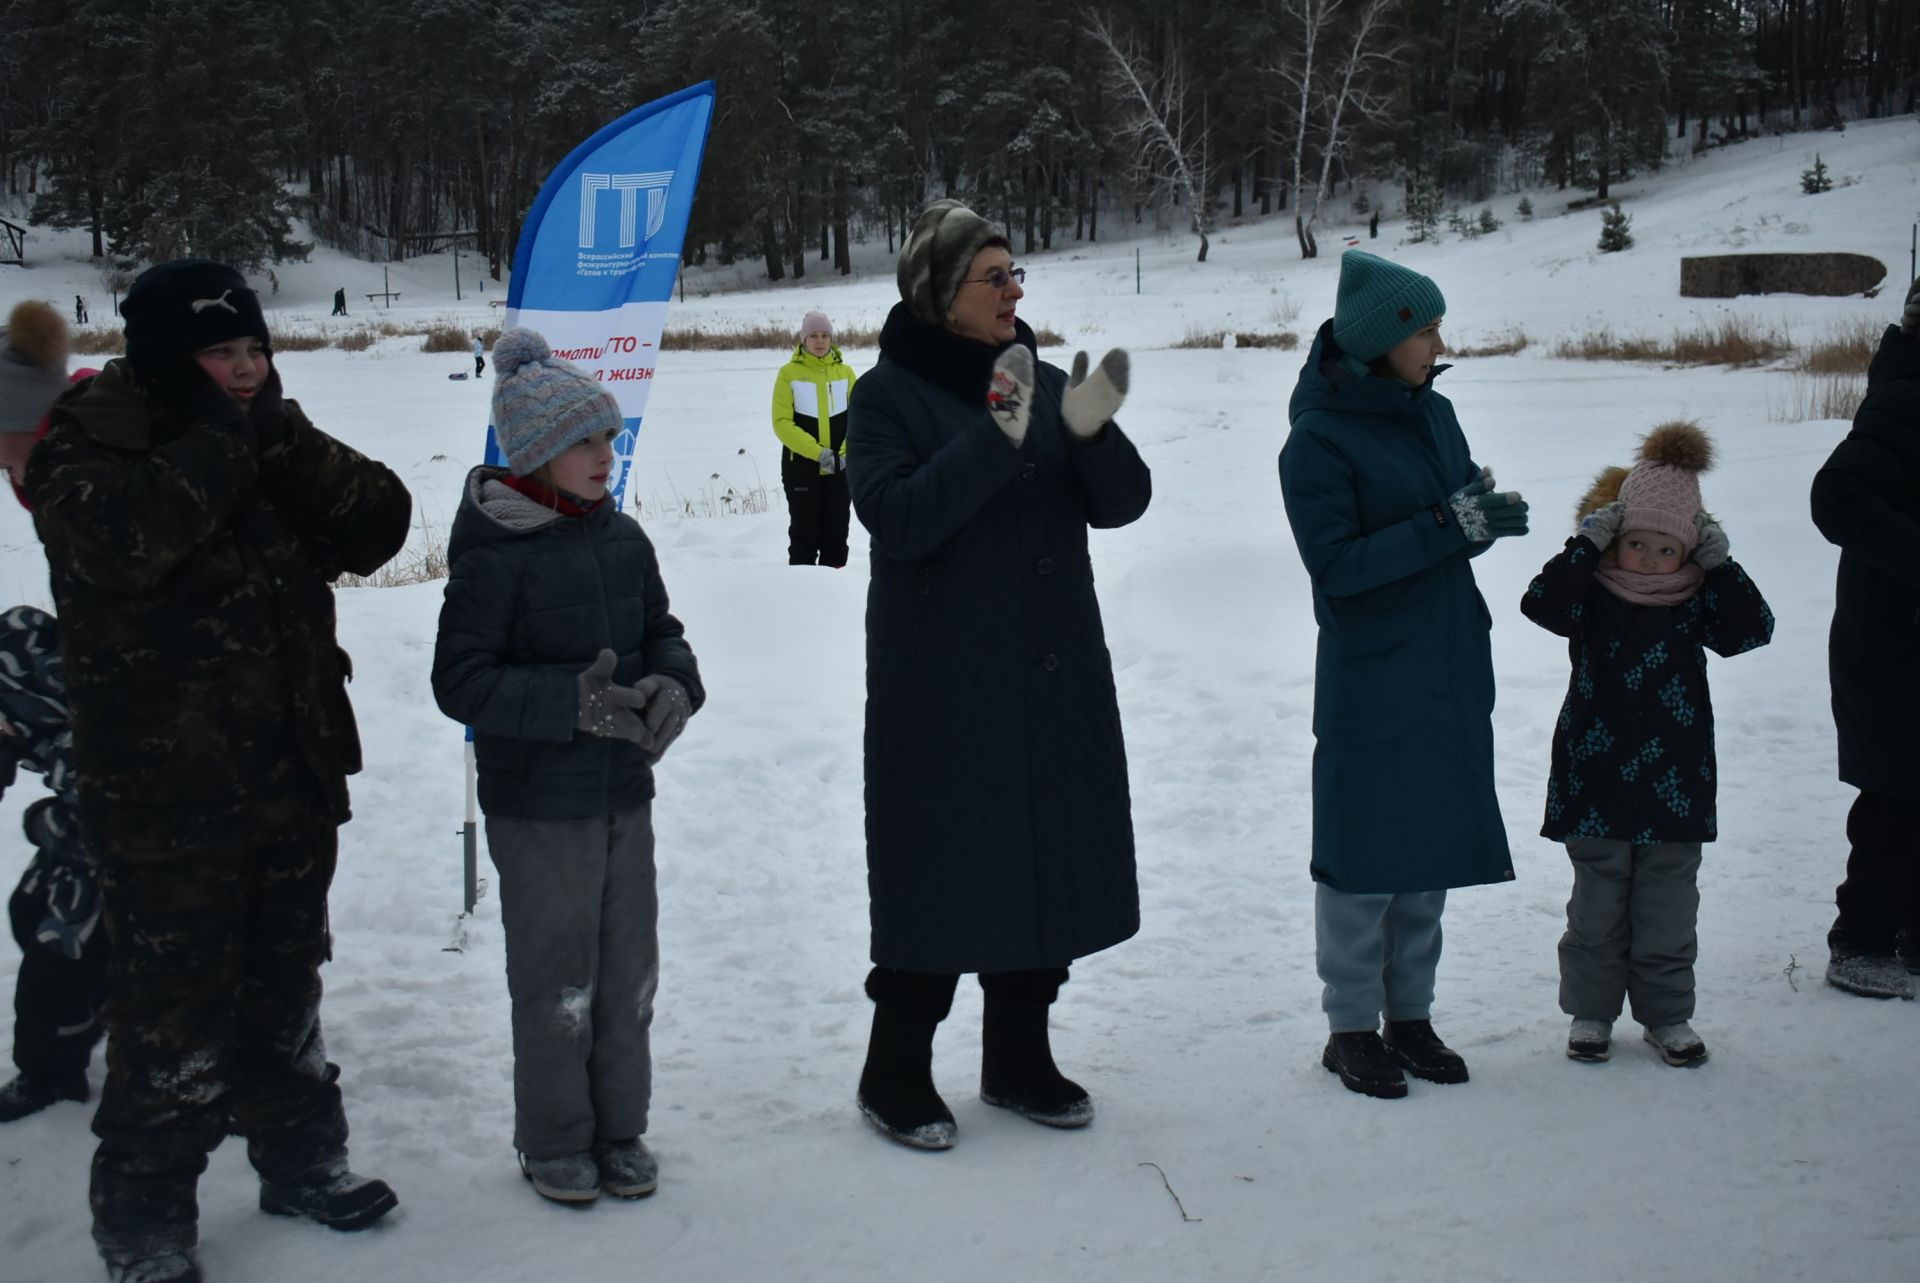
left=1279, top=251, right=1524, bottom=1101
left=27, top=259, right=411, bottom=1283
left=846, top=199, right=1150, bottom=1150
left=432, top=327, right=704, bottom=1206
left=0, top=300, right=110, bottom=1126
left=1521, top=420, right=1773, bottom=1067
left=331, top=287, right=348, bottom=317
left=474, top=334, right=486, bottom=378
left=1811, top=275, right=1920, bottom=1002
left=771, top=309, right=856, bottom=566
left=73, top=295, right=88, bottom=325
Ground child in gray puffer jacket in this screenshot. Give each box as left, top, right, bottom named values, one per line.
left=432, top=328, right=704, bottom=1206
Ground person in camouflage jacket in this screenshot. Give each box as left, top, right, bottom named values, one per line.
left=0, top=603, right=109, bottom=1122
left=24, top=260, right=411, bottom=1283
left=0, top=302, right=110, bottom=1123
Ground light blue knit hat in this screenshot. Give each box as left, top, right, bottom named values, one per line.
left=490, top=328, right=623, bottom=477
left=1331, top=251, right=1447, bottom=362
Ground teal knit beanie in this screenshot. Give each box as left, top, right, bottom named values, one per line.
left=490, top=328, right=624, bottom=477
left=1331, top=251, right=1446, bottom=363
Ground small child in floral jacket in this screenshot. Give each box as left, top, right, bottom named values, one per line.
left=1520, top=421, right=1773, bottom=1068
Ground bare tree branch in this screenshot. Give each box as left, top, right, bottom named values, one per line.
left=1086, top=10, right=1214, bottom=262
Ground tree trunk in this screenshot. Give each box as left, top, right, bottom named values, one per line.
left=761, top=213, right=784, bottom=282
left=833, top=167, right=851, bottom=275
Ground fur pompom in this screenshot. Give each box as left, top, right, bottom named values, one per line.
left=1636, top=419, right=1714, bottom=473
left=4, top=300, right=69, bottom=369
left=1575, top=465, right=1631, bottom=522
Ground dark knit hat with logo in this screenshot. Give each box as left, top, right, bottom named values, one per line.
left=897, top=199, right=1011, bottom=327
left=1331, top=251, right=1446, bottom=362
left=121, top=259, right=271, bottom=382
left=490, top=327, right=624, bottom=477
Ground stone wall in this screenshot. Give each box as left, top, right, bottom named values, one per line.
left=1679, top=253, right=1887, bottom=298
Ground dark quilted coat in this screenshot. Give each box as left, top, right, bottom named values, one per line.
left=848, top=303, right=1151, bottom=973
left=1521, top=537, right=1775, bottom=843
left=432, top=467, right=705, bottom=820
left=1279, top=322, right=1513, bottom=894
left=1811, top=325, right=1920, bottom=804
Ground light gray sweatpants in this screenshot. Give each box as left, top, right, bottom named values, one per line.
left=1559, top=837, right=1702, bottom=1027
left=1314, top=884, right=1448, bottom=1033
left=486, top=801, right=658, bottom=1159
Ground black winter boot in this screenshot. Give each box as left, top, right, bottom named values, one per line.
left=856, top=1004, right=956, bottom=1150
left=258, top=1161, right=398, bottom=1230
left=104, top=1252, right=201, bottom=1283
left=1383, top=1019, right=1470, bottom=1084
left=0, top=1068, right=89, bottom=1122
left=979, top=991, right=1093, bottom=1128
left=1322, top=1032, right=1408, bottom=1099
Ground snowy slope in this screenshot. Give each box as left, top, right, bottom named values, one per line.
left=0, top=118, right=1916, bottom=1283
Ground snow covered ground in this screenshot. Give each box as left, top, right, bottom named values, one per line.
left=1, top=118, right=1917, bottom=1282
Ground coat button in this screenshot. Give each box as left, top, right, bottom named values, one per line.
left=1041, top=652, right=1059, bottom=671
left=1020, top=463, right=1037, bottom=480
left=1036, top=557, right=1055, bottom=576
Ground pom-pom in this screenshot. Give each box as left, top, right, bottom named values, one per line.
left=491, top=327, right=552, bottom=379
left=1636, top=419, right=1714, bottom=473
left=1575, top=465, right=1631, bottom=522
left=4, top=301, right=69, bottom=369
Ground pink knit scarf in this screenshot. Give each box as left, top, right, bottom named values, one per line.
left=1595, top=562, right=1705, bottom=607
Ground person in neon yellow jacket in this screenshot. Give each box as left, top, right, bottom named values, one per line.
left=772, top=310, right=858, bottom=566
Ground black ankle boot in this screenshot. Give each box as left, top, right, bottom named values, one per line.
left=0, top=1068, right=89, bottom=1122
left=856, top=1004, right=956, bottom=1150
left=980, top=994, right=1093, bottom=1128
left=1383, top=1019, right=1470, bottom=1084
left=1322, top=1031, right=1408, bottom=1099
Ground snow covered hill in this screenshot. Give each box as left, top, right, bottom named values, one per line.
left=1, top=117, right=1916, bottom=1282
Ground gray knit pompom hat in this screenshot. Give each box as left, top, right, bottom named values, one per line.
left=0, top=300, right=72, bottom=435
left=897, top=199, right=1011, bottom=327
left=490, top=328, right=623, bottom=477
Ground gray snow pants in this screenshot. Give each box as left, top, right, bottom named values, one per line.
left=1558, top=838, right=1702, bottom=1026
left=487, top=802, right=657, bottom=1160
left=1314, top=885, right=1447, bottom=1033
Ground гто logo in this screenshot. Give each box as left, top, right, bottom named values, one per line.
left=578, top=172, right=675, bottom=249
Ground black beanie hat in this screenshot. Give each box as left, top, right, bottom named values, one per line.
left=121, top=259, right=271, bottom=380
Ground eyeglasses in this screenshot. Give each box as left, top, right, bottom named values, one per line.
left=960, top=267, right=1026, bottom=290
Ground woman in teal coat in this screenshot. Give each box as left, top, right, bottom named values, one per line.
left=1278, top=251, right=1527, bottom=1099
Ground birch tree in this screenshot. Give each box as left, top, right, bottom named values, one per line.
left=1087, top=12, right=1215, bottom=263
left=1272, top=0, right=1402, bottom=258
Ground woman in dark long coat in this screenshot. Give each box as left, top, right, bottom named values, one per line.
left=1279, top=251, right=1525, bottom=1100
left=1812, top=277, right=1920, bottom=1002
left=846, top=200, right=1151, bottom=1149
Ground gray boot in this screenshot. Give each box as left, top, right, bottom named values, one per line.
left=519, top=1150, right=600, bottom=1204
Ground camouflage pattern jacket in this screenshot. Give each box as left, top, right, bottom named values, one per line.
left=24, top=360, right=412, bottom=860
left=0, top=603, right=101, bottom=954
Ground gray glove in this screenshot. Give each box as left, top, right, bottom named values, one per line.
left=575, top=648, right=651, bottom=744
left=1061, top=348, right=1129, bottom=440
left=988, top=345, right=1035, bottom=446
left=1902, top=277, right=1920, bottom=338
left=633, top=674, right=692, bottom=762
left=1448, top=467, right=1529, bottom=542
left=1578, top=501, right=1627, bottom=551
left=817, top=449, right=842, bottom=476
left=1693, top=511, right=1730, bottom=570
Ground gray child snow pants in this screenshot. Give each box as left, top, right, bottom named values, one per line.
left=1558, top=837, right=1702, bottom=1027
left=487, top=801, right=658, bottom=1159
left=1314, top=884, right=1447, bottom=1033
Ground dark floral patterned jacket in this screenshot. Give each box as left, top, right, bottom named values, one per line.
left=1521, top=537, right=1774, bottom=844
